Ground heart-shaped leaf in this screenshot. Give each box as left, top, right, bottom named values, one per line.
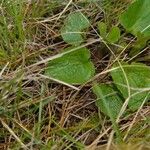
left=61, top=12, right=90, bottom=45
left=111, top=62, right=150, bottom=111
left=106, top=26, right=120, bottom=43
left=120, top=0, right=150, bottom=37
left=45, top=47, right=95, bottom=84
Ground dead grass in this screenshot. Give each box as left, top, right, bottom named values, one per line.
left=0, top=0, right=150, bottom=150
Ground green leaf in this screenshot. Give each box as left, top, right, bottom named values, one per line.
left=120, top=0, right=150, bottom=37
left=106, top=26, right=120, bottom=43
left=129, top=34, right=149, bottom=56
left=111, top=62, right=150, bottom=111
left=92, top=84, right=123, bottom=120
left=61, top=12, right=90, bottom=45
left=45, top=47, right=95, bottom=84
left=98, top=22, right=107, bottom=38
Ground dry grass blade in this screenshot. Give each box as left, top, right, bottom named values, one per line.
left=0, top=119, right=28, bottom=150
left=27, top=38, right=100, bottom=68
left=0, top=62, right=9, bottom=78
left=0, top=0, right=149, bottom=149
left=39, top=74, right=80, bottom=91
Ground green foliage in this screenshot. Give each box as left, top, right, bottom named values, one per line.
left=120, top=0, right=150, bottom=37
left=92, top=83, right=123, bottom=141
left=46, top=12, right=95, bottom=84
left=0, top=0, right=150, bottom=148
left=0, top=0, right=25, bottom=56
left=98, top=22, right=107, bottom=38
left=111, top=62, right=150, bottom=111
left=120, top=0, right=150, bottom=55
left=92, top=62, right=150, bottom=142
left=98, top=22, right=120, bottom=43
left=106, top=26, right=120, bottom=43
left=45, top=47, right=95, bottom=84
left=4, top=0, right=25, bottom=41
left=129, top=33, right=149, bottom=56
left=93, top=62, right=150, bottom=115
left=92, top=84, right=123, bottom=120
left=61, top=12, right=90, bottom=45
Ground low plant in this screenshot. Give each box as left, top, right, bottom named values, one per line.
left=45, top=0, right=150, bottom=142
